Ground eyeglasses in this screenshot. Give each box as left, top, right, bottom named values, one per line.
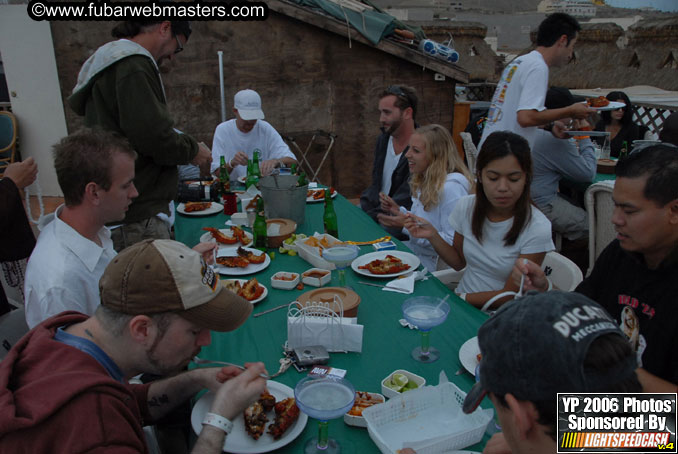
left=174, top=35, right=184, bottom=54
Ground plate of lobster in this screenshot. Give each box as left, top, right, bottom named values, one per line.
left=351, top=250, right=420, bottom=279
left=201, top=227, right=253, bottom=247
left=177, top=201, right=223, bottom=216
left=583, top=96, right=625, bottom=111
left=222, top=278, right=268, bottom=304
left=215, top=247, right=271, bottom=276
left=191, top=383, right=308, bottom=453
left=306, top=188, right=337, bottom=203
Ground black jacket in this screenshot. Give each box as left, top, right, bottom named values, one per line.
left=360, top=132, right=412, bottom=240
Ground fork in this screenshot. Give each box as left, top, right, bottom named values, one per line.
left=192, top=357, right=286, bottom=379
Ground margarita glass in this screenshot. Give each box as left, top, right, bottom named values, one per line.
left=402, top=296, right=450, bottom=363
left=294, top=375, right=355, bottom=454
left=322, top=245, right=359, bottom=288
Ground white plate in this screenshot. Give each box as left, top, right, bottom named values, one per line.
left=564, top=130, right=610, bottom=137
left=582, top=100, right=626, bottom=111
left=216, top=247, right=271, bottom=276
left=222, top=279, right=268, bottom=304
left=191, top=382, right=308, bottom=454
left=458, top=336, right=480, bottom=376
left=351, top=250, right=420, bottom=279
left=200, top=228, right=253, bottom=247
left=237, top=175, right=247, bottom=184
left=177, top=202, right=223, bottom=216
left=306, top=189, right=337, bottom=203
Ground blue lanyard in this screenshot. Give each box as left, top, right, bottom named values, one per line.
left=55, top=327, right=125, bottom=383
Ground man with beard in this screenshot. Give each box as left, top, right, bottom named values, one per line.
left=360, top=85, right=417, bottom=240
left=68, top=20, right=212, bottom=252
left=0, top=239, right=266, bottom=453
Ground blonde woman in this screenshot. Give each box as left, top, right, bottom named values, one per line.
left=379, top=124, right=473, bottom=271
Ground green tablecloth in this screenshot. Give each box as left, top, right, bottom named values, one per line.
left=174, top=194, right=492, bottom=453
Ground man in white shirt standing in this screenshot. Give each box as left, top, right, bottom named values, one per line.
left=24, top=129, right=138, bottom=328
left=360, top=85, right=417, bottom=240
left=210, top=89, right=297, bottom=180
left=479, top=13, right=593, bottom=150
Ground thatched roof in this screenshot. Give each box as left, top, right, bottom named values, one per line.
left=409, top=20, right=502, bottom=82
left=534, top=19, right=678, bottom=92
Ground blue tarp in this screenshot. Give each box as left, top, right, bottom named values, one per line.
left=288, top=0, right=424, bottom=45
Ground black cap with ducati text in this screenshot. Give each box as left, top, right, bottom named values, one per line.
left=463, top=291, right=637, bottom=414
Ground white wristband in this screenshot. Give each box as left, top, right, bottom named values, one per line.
left=202, top=412, right=233, bottom=434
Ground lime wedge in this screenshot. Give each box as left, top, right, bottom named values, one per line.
left=391, top=373, right=409, bottom=389
left=384, top=381, right=401, bottom=391
left=403, top=381, right=419, bottom=391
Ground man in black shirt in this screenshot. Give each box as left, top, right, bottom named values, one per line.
left=513, top=144, right=678, bottom=387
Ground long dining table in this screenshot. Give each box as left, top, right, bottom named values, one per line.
left=174, top=190, right=492, bottom=453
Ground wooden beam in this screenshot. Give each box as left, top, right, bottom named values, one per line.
left=267, top=0, right=470, bottom=83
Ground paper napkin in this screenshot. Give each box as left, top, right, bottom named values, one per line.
left=384, top=274, right=415, bottom=294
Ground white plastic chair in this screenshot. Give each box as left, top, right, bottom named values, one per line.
left=585, top=180, right=616, bottom=277
left=459, top=132, right=478, bottom=174
left=0, top=307, right=29, bottom=361
left=542, top=251, right=583, bottom=291
left=432, top=267, right=465, bottom=291
left=479, top=252, right=583, bottom=312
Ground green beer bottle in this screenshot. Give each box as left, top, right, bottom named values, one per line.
left=245, top=159, right=258, bottom=189
left=219, top=156, right=230, bottom=195
left=323, top=188, right=338, bottom=238
left=297, top=171, right=308, bottom=187
left=619, top=141, right=629, bottom=160
left=253, top=197, right=267, bottom=252
left=253, top=149, right=262, bottom=178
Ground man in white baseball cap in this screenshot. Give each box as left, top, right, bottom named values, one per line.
left=211, top=89, right=297, bottom=179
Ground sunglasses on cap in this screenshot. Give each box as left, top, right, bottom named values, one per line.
left=386, top=85, right=412, bottom=107
left=174, top=35, right=184, bottom=54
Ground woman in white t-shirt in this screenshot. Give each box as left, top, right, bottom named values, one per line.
left=378, top=124, right=474, bottom=271
left=405, top=131, right=554, bottom=309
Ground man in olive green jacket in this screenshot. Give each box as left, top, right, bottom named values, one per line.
left=69, top=20, right=212, bottom=252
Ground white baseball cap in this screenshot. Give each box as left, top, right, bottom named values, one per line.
left=234, top=89, right=265, bottom=121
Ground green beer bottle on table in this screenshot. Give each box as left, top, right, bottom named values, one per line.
left=619, top=141, right=629, bottom=160
left=253, top=149, right=262, bottom=178
left=245, top=159, right=258, bottom=189
left=290, top=163, right=298, bottom=175
left=253, top=197, right=267, bottom=252
left=323, top=188, right=338, bottom=238
left=297, top=171, right=308, bottom=187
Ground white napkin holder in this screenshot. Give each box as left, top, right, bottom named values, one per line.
left=287, top=297, right=363, bottom=353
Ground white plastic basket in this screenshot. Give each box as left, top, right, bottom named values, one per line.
left=295, top=233, right=343, bottom=270
left=362, top=382, right=493, bottom=454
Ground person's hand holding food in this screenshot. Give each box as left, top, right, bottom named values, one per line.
left=209, top=362, right=267, bottom=421
left=379, top=192, right=400, bottom=215
left=230, top=151, right=249, bottom=168
left=377, top=211, right=406, bottom=228
left=403, top=213, right=435, bottom=239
